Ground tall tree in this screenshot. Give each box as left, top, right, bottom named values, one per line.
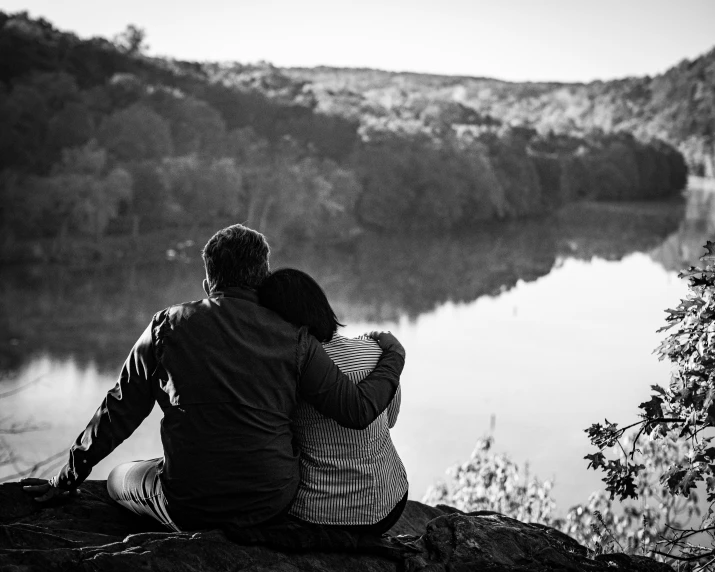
left=112, top=24, right=148, bottom=55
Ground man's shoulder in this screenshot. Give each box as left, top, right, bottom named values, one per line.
left=153, top=298, right=211, bottom=323
left=154, top=297, right=301, bottom=340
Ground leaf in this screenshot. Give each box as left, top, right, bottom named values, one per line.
left=691, top=275, right=713, bottom=288
left=664, top=308, right=686, bottom=321
left=701, top=241, right=715, bottom=262
left=680, top=299, right=704, bottom=311
left=656, top=323, right=679, bottom=334
left=680, top=384, right=694, bottom=408
left=650, top=384, right=667, bottom=396
left=585, top=452, right=606, bottom=471
left=686, top=368, right=709, bottom=381
left=679, top=267, right=703, bottom=280
left=585, top=421, right=621, bottom=449
left=707, top=476, right=715, bottom=500
left=692, top=447, right=715, bottom=464
left=662, top=465, right=687, bottom=491
left=639, top=395, right=663, bottom=419
left=604, top=463, right=643, bottom=501
left=677, top=469, right=699, bottom=496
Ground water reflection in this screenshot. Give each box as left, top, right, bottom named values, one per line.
left=383, top=254, right=685, bottom=508
left=279, top=199, right=684, bottom=323
left=0, top=261, right=206, bottom=375
left=1, top=192, right=712, bottom=510
left=0, top=355, right=163, bottom=482
left=0, top=200, right=685, bottom=376
left=651, top=186, right=715, bottom=271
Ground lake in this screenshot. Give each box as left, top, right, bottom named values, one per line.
left=1, top=186, right=713, bottom=516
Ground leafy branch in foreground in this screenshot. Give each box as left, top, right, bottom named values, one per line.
left=566, top=434, right=699, bottom=560
left=585, top=241, right=715, bottom=567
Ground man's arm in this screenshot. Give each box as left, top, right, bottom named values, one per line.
left=298, top=330, right=405, bottom=430
left=53, top=322, right=157, bottom=491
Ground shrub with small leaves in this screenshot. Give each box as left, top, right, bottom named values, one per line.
left=423, top=435, right=557, bottom=525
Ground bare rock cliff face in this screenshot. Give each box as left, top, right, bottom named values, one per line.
left=0, top=480, right=671, bottom=571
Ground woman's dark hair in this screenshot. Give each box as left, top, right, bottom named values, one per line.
left=258, top=268, right=344, bottom=342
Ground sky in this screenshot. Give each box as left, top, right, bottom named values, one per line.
left=3, top=0, right=715, bottom=83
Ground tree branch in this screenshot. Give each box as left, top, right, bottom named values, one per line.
left=652, top=549, right=715, bottom=562
left=0, top=373, right=49, bottom=399
left=0, top=449, right=67, bottom=484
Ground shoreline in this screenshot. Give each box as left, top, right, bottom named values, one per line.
left=0, top=196, right=690, bottom=269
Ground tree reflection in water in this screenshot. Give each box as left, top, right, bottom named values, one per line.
left=278, top=199, right=684, bottom=323
left=0, top=200, right=686, bottom=376
left=651, top=184, right=715, bottom=271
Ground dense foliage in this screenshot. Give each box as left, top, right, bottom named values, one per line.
left=0, top=12, right=688, bottom=258
left=586, top=242, right=715, bottom=569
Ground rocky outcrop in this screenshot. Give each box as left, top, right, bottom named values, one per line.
left=0, top=480, right=672, bottom=571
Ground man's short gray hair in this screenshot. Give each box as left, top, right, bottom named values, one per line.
left=202, top=224, right=270, bottom=291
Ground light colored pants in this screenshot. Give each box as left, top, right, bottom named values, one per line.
left=107, top=458, right=180, bottom=532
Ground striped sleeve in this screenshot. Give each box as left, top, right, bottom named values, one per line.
left=386, top=385, right=401, bottom=428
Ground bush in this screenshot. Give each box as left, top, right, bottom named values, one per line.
left=423, top=432, right=700, bottom=565
left=423, top=435, right=558, bottom=525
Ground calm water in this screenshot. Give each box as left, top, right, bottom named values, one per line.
left=2, top=188, right=714, bottom=515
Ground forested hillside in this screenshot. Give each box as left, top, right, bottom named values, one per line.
left=280, top=49, right=715, bottom=177
left=0, top=12, right=689, bottom=258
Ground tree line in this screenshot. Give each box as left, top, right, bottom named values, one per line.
left=0, top=12, right=688, bottom=256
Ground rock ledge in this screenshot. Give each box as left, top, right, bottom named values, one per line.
left=0, top=480, right=671, bottom=571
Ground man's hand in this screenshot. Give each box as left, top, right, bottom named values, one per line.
left=21, top=478, right=78, bottom=502
left=368, top=331, right=406, bottom=359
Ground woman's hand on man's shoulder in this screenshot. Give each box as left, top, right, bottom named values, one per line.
left=367, top=331, right=406, bottom=360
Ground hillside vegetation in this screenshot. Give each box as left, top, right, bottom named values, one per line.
left=0, top=12, right=690, bottom=256
left=279, top=50, right=715, bottom=177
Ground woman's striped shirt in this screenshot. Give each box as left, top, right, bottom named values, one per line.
left=289, top=333, right=408, bottom=525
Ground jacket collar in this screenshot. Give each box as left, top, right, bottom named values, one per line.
left=210, top=286, right=259, bottom=304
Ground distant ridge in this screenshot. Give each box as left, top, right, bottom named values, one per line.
left=284, top=64, right=576, bottom=86
left=276, top=49, right=715, bottom=177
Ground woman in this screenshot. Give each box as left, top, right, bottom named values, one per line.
left=258, top=268, right=408, bottom=534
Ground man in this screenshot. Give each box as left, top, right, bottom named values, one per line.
left=23, top=224, right=405, bottom=531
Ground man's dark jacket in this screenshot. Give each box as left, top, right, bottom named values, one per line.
left=55, top=287, right=405, bottom=528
